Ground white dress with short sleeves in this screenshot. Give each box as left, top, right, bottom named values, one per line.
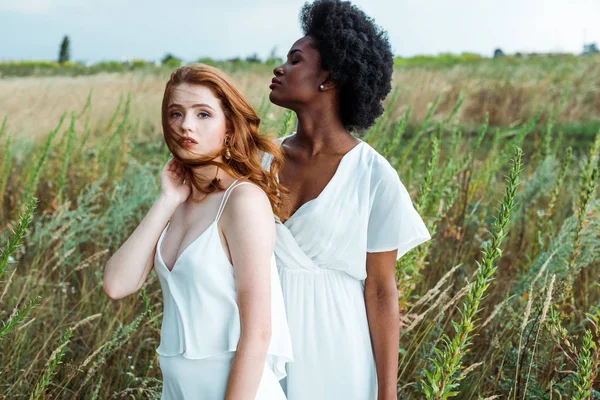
left=262, top=134, right=431, bottom=400
left=154, top=180, right=294, bottom=400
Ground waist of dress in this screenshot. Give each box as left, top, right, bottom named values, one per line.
left=277, top=264, right=365, bottom=280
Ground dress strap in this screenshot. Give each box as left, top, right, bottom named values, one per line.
left=214, top=180, right=253, bottom=222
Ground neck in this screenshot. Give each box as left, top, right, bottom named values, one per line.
left=188, top=162, right=236, bottom=201
left=293, top=102, right=353, bottom=155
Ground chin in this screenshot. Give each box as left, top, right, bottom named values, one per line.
left=269, top=92, right=294, bottom=110
left=268, top=91, right=281, bottom=105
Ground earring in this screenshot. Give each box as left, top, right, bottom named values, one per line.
left=224, top=136, right=232, bottom=160
left=319, top=84, right=324, bottom=90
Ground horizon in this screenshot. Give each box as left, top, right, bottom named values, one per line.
left=2, top=47, right=596, bottom=65
left=1, top=0, right=599, bottom=63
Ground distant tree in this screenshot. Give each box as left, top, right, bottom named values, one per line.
left=245, top=53, right=261, bottom=64
left=583, top=43, right=599, bottom=55
left=197, top=57, right=216, bottom=66
left=58, top=35, right=70, bottom=64
left=161, top=53, right=182, bottom=68
left=227, top=57, right=243, bottom=65
left=131, top=59, right=150, bottom=69
left=493, top=48, right=504, bottom=58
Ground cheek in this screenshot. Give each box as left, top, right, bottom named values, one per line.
left=271, top=77, right=313, bottom=106
left=289, top=79, right=316, bottom=101
left=203, top=118, right=227, bottom=148
left=289, top=69, right=319, bottom=95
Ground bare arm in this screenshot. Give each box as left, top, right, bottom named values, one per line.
left=221, top=184, right=274, bottom=400
left=102, top=159, right=191, bottom=299
left=365, top=250, right=399, bottom=400
left=102, top=195, right=177, bottom=299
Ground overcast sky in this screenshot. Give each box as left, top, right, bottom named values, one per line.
left=1, top=0, right=599, bottom=62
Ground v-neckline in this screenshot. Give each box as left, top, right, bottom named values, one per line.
left=157, top=179, right=240, bottom=273
left=280, top=133, right=363, bottom=223
left=157, top=220, right=217, bottom=273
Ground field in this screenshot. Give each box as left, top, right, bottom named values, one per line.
left=1, top=57, right=600, bottom=399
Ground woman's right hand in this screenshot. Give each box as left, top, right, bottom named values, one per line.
left=160, top=158, right=192, bottom=207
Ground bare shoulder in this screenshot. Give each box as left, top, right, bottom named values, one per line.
left=228, top=182, right=269, bottom=204
left=220, top=182, right=273, bottom=226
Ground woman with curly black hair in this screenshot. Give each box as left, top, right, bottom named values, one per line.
left=262, top=1, right=430, bottom=399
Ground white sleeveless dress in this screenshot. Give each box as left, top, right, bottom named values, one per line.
left=262, top=134, right=431, bottom=399
left=154, top=180, right=294, bottom=400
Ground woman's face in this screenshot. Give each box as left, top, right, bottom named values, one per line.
left=166, top=83, right=228, bottom=158
left=269, top=36, right=326, bottom=109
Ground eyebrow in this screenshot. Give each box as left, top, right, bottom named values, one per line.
left=287, top=49, right=303, bottom=56
left=168, top=103, right=215, bottom=111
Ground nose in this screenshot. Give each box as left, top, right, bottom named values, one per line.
left=273, top=65, right=284, bottom=76
left=180, top=113, right=193, bottom=133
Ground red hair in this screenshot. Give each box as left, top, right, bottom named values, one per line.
left=161, top=64, right=288, bottom=221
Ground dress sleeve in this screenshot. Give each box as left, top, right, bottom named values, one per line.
left=366, top=159, right=431, bottom=260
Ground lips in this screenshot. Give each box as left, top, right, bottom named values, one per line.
left=179, top=136, right=198, bottom=147
left=269, top=77, right=282, bottom=89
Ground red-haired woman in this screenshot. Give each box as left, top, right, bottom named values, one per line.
left=103, top=64, right=293, bottom=400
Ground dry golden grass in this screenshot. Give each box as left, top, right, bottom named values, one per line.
left=2, top=59, right=599, bottom=140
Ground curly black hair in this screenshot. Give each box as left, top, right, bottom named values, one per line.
left=300, top=0, right=394, bottom=132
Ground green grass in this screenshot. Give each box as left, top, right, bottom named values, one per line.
left=1, top=62, right=600, bottom=399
